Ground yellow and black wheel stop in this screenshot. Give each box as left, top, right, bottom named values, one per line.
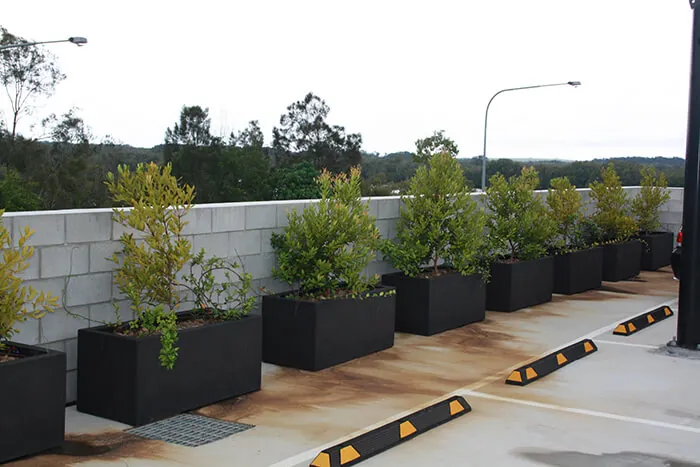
left=613, top=305, right=674, bottom=336
left=506, top=339, right=598, bottom=386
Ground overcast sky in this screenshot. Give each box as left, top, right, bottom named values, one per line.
left=2, top=0, right=695, bottom=160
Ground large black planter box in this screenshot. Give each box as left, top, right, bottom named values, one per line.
left=639, top=232, right=674, bottom=271
left=486, top=256, right=554, bottom=312
left=553, top=247, right=604, bottom=295
left=602, top=240, right=642, bottom=282
left=262, top=286, right=396, bottom=371
left=77, top=313, right=262, bottom=426
left=381, top=271, right=485, bottom=336
left=0, top=343, right=66, bottom=464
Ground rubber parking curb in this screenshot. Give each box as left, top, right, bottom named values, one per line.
left=506, top=339, right=598, bottom=386
left=613, top=305, right=674, bottom=336
left=309, top=395, right=471, bottom=467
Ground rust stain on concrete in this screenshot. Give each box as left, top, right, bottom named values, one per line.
left=5, top=431, right=170, bottom=467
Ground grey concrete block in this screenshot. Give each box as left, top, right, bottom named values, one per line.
left=41, top=341, right=66, bottom=353
left=261, top=228, right=283, bottom=253
left=90, top=241, right=120, bottom=273
left=660, top=212, right=682, bottom=226
left=212, top=206, right=246, bottom=232
left=246, top=204, right=277, bottom=230
left=377, top=198, right=400, bottom=219
left=40, top=306, right=89, bottom=342
left=41, top=244, right=89, bottom=278
left=387, top=219, right=399, bottom=240
left=662, top=199, right=684, bottom=214
left=182, top=208, right=213, bottom=235
left=66, top=273, right=112, bottom=307
left=229, top=230, right=262, bottom=257
left=112, top=211, right=146, bottom=240
left=66, top=370, right=77, bottom=403
left=89, top=302, right=122, bottom=326
left=193, top=232, right=230, bottom=259
left=66, top=212, right=112, bottom=243
left=65, top=338, right=78, bottom=371
left=276, top=203, right=307, bottom=228
left=367, top=199, right=380, bottom=219
left=376, top=220, right=391, bottom=239
left=256, top=277, right=290, bottom=295
left=669, top=188, right=683, bottom=202
left=18, top=251, right=40, bottom=280
left=11, top=317, right=40, bottom=345
left=1, top=216, right=12, bottom=244
left=241, top=253, right=276, bottom=280
left=12, top=214, right=65, bottom=246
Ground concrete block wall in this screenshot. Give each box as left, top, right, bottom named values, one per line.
left=3, top=187, right=683, bottom=404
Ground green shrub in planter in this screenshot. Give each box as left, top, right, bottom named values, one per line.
left=0, top=211, right=65, bottom=464
left=78, top=162, right=261, bottom=425
left=631, top=166, right=672, bottom=270
left=380, top=152, right=489, bottom=334
left=546, top=177, right=603, bottom=294
left=589, top=163, right=642, bottom=281
left=265, top=167, right=396, bottom=370
left=484, top=167, right=557, bottom=311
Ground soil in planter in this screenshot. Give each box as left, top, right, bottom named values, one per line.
left=280, top=286, right=389, bottom=302
left=109, top=310, right=243, bottom=337
left=0, top=344, right=35, bottom=363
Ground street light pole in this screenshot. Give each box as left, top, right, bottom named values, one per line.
left=481, top=81, right=581, bottom=191
left=676, top=0, right=700, bottom=350
left=0, top=37, right=87, bottom=51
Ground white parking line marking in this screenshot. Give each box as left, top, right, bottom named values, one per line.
left=268, top=298, right=679, bottom=467
left=462, top=390, right=700, bottom=434
left=595, top=340, right=660, bottom=349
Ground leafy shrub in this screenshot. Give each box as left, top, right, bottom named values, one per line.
left=381, top=152, right=488, bottom=278
left=106, top=162, right=253, bottom=369
left=589, top=164, right=637, bottom=243
left=546, top=176, right=597, bottom=252
left=485, top=167, right=556, bottom=261
left=631, top=166, right=671, bottom=233
left=271, top=166, right=381, bottom=298
left=0, top=210, right=58, bottom=349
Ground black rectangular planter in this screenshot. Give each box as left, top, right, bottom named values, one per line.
left=639, top=232, right=674, bottom=271
left=77, top=313, right=262, bottom=426
left=553, top=247, right=604, bottom=295
left=486, top=256, right=554, bottom=312
left=602, top=240, right=642, bottom=282
left=262, top=286, right=396, bottom=371
left=0, top=343, right=66, bottom=464
left=381, top=271, right=485, bottom=336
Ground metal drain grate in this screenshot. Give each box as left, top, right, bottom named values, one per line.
left=127, top=413, right=254, bottom=447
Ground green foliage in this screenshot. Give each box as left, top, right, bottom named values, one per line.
left=589, top=164, right=637, bottom=243
left=271, top=166, right=381, bottom=298
left=546, top=176, right=585, bottom=251
left=413, top=130, right=459, bottom=164
left=631, top=166, right=671, bottom=233
left=182, top=249, right=256, bottom=321
left=485, top=167, right=557, bottom=261
left=0, top=210, right=58, bottom=346
left=272, top=92, right=362, bottom=173
left=270, top=162, right=320, bottom=200
left=0, top=166, right=41, bottom=211
left=381, top=152, right=488, bottom=279
left=106, top=162, right=195, bottom=369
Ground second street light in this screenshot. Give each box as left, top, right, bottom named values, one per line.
left=0, top=36, right=87, bottom=51
left=480, top=81, right=581, bottom=191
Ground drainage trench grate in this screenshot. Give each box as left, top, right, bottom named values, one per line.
left=126, top=413, right=254, bottom=447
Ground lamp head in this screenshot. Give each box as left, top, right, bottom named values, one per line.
left=68, top=37, right=88, bottom=46
left=568, top=81, right=582, bottom=87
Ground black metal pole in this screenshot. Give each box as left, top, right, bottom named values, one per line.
left=677, top=0, right=700, bottom=349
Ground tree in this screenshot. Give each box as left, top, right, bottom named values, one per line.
left=232, top=120, right=264, bottom=148
left=0, top=27, right=66, bottom=139
left=631, top=166, right=670, bottom=233
left=413, top=130, right=459, bottom=164
left=164, top=105, right=214, bottom=147
left=589, top=164, right=637, bottom=243
left=0, top=166, right=41, bottom=211
left=272, top=92, right=362, bottom=173
left=269, top=162, right=320, bottom=200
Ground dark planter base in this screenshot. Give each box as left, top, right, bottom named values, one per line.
left=381, top=271, right=485, bottom=336
left=0, top=343, right=66, bottom=464
left=602, top=240, right=642, bottom=282
left=553, top=247, right=604, bottom=295
left=486, top=256, right=554, bottom=312
left=639, top=232, right=674, bottom=271
left=262, top=286, right=396, bottom=371
left=77, top=313, right=262, bottom=426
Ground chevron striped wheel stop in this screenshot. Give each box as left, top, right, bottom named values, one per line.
left=309, top=396, right=471, bottom=467
left=506, top=339, right=598, bottom=386
left=613, top=305, right=674, bottom=336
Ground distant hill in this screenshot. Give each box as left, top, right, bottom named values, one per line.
left=593, top=156, right=685, bottom=168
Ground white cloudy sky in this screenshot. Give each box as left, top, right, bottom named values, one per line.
left=1, top=0, right=695, bottom=160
